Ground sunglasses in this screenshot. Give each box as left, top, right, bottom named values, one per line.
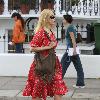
left=50, top=16, right=55, bottom=19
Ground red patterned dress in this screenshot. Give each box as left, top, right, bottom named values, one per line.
left=23, top=28, right=68, bottom=100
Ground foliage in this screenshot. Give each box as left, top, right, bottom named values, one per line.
left=0, top=0, right=4, bottom=5
left=20, top=0, right=30, bottom=4
left=71, top=0, right=80, bottom=6
left=0, top=0, right=4, bottom=14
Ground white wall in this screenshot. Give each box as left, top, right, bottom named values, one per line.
left=0, top=19, right=13, bottom=53
left=0, top=54, right=100, bottom=78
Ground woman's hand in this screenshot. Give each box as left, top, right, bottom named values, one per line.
left=30, top=42, right=56, bottom=52
left=30, top=47, right=33, bottom=52
left=49, top=42, right=56, bottom=49
left=8, top=41, right=15, bottom=46
left=73, top=49, right=77, bottom=55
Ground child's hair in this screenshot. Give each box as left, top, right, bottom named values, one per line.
left=63, top=14, right=73, bottom=23
left=11, top=12, right=25, bottom=29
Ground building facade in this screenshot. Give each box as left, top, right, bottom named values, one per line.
left=0, top=0, right=99, bottom=54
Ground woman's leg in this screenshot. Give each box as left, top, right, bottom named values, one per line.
left=61, top=52, right=71, bottom=78
left=15, top=43, right=23, bottom=53
left=72, top=55, right=85, bottom=86
left=54, top=95, right=62, bottom=100
left=15, top=43, right=21, bottom=53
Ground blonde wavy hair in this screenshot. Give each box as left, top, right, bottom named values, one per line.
left=35, top=9, right=54, bottom=33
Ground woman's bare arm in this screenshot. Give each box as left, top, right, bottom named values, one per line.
left=69, top=32, right=77, bottom=55
left=69, top=32, right=77, bottom=49
left=30, top=42, right=56, bottom=52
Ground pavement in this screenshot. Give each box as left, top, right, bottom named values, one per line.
left=0, top=76, right=100, bottom=100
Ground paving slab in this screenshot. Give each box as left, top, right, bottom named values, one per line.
left=12, top=77, right=27, bottom=82
left=17, top=90, right=74, bottom=100
left=72, top=88, right=100, bottom=100
left=0, top=90, right=20, bottom=100
left=6, top=82, right=26, bottom=86
left=0, top=90, right=21, bottom=97
left=0, top=85, right=25, bottom=90
left=0, top=77, right=100, bottom=100
left=85, top=79, right=100, bottom=89
left=3, top=97, right=16, bottom=100
left=71, top=98, right=89, bottom=100
left=16, top=96, right=32, bottom=100
left=0, top=77, right=13, bottom=89
left=75, top=88, right=100, bottom=93
left=73, top=93, right=100, bottom=99
left=0, top=97, right=4, bottom=100
left=90, top=98, right=100, bottom=100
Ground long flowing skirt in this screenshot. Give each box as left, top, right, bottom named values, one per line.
left=23, top=56, right=68, bottom=100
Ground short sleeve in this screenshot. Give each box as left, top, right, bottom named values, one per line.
left=67, top=25, right=77, bottom=38
left=67, top=26, right=75, bottom=33
left=30, top=30, right=43, bottom=47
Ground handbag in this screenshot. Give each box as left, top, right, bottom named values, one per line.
left=34, top=31, right=56, bottom=82
left=35, top=49, right=56, bottom=81
left=67, top=47, right=80, bottom=56
left=76, top=33, right=82, bottom=43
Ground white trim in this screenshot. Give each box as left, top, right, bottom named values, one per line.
left=0, top=14, right=40, bottom=19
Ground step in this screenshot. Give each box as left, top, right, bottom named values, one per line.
left=0, top=89, right=100, bottom=100
left=23, top=42, right=95, bottom=55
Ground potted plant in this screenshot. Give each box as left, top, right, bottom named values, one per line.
left=0, top=0, right=4, bottom=15
left=40, top=0, right=55, bottom=11
left=71, top=0, right=80, bottom=6
left=20, top=0, right=30, bottom=14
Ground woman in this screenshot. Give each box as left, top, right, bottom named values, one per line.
left=11, top=12, right=25, bottom=53
left=23, top=9, right=67, bottom=100
left=61, top=14, right=85, bottom=88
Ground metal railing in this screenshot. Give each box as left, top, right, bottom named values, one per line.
left=7, top=21, right=95, bottom=53
left=56, top=22, right=95, bottom=43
